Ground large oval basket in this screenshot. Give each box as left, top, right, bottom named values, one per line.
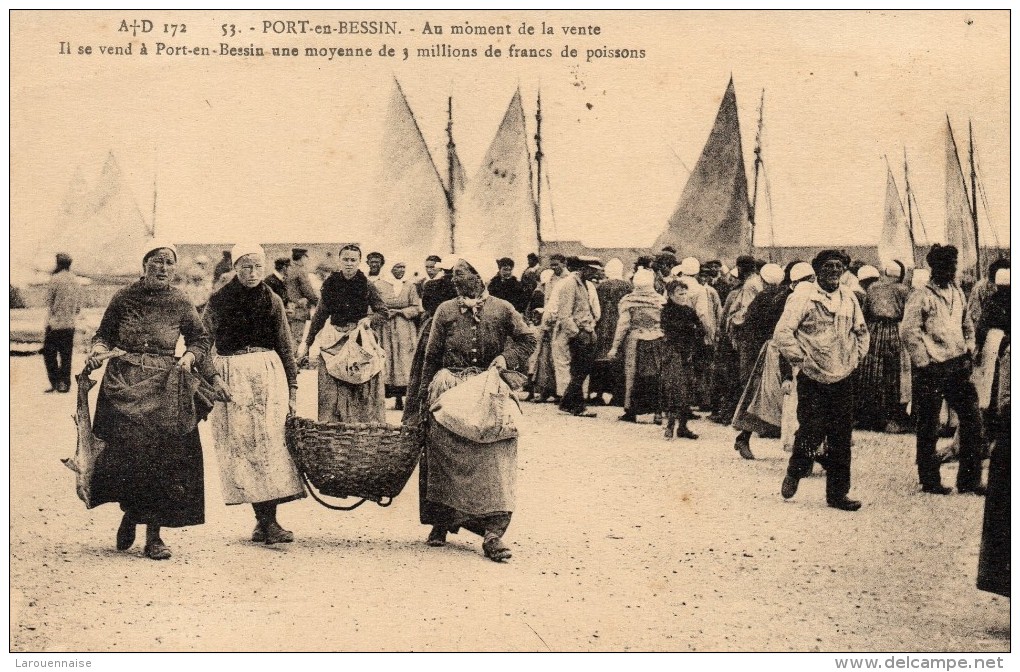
left=285, top=416, right=424, bottom=509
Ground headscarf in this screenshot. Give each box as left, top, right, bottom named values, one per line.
left=633, top=267, right=656, bottom=289
left=387, top=261, right=407, bottom=294
left=789, top=262, right=815, bottom=283
left=678, top=257, right=700, bottom=276
left=604, top=258, right=624, bottom=281
left=451, top=254, right=496, bottom=284
left=231, top=242, right=265, bottom=267
left=142, top=239, right=178, bottom=264
left=760, top=263, right=784, bottom=285
left=856, top=265, right=880, bottom=282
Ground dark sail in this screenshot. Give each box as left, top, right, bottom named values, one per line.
left=653, top=78, right=750, bottom=261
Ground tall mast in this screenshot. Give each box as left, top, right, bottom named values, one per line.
left=969, top=120, right=980, bottom=279
left=446, top=96, right=456, bottom=253
left=534, top=90, right=544, bottom=247
left=903, top=148, right=917, bottom=265
left=749, top=89, right=764, bottom=255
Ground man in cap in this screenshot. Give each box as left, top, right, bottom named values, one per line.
left=519, top=253, right=542, bottom=305
left=552, top=256, right=603, bottom=417
left=264, top=257, right=291, bottom=304
left=901, top=244, right=986, bottom=495
left=487, top=257, right=526, bottom=313
left=421, top=255, right=458, bottom=318
left=285, top=248, right=319, bottom=354
left=776, top=250, right=870, bottom=510
left=366, top=251, right=385, bottom=280
left=540, top=253, right=571, bottom=401
left=967, top=257, right=1010, bottom=333
left=43, top=252, right=82, bottom=393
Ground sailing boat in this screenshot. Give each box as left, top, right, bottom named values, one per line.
left=38, top=152, right=153, bottom=281
left=454, top=88, right=539, bottom=269
left=366, top=79, right=452, bottom=261
left=945, top=117, right=980, bottom=282
left=877, top=160, right=916, bottom=270
left=653, top=77, right=752, bottom=262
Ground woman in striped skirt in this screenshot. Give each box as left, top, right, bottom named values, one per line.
left=855, top=261, right=910, bottom=433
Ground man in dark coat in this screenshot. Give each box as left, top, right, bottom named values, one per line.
left=421, top=256, right=458, bottom=317
left=488, top=257, right=526, bottom=313
left=901, top=244, right=986, bottom=495
left=519, top=253, right=541, bottom=304
left=264, top=257, right=290, bottom=304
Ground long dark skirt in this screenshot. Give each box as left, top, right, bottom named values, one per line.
left=532, top=331, right=557, bottom=399
left=711, top=335, right=740, bottom=418
left=90, top=357, right=205, bottom=528
left=659, top=341, right=695, bottom=414
left=731, top=341, right=783, bottom=438
left=419, top=424, right=513, bottom=538
left=855, top=318, right=903, bottom=430
left=590, top=358, right=625, bottom=403
left=625, top=338, right=661, bottom=417
left=977, top=409, right=1010, bottom=598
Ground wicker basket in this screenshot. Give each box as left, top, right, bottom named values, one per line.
left=285, top=416, right=424, bottom=508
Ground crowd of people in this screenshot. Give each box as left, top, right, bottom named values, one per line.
left=41, top=239, right=1008, bottom=589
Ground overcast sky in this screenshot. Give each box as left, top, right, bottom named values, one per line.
left=11, top=10, right=1009, bottom=274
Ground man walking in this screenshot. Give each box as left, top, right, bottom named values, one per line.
left=541, top=253, right=571, bottom=401
left=43, top=252, right=81, bottom=393
left=775, top=250, right=870, bottom=511
left=900, top=244, right=986, bottom=495
left=555, top=256, right=602, bottom=417
left=285, top=248, right=319, bottom=354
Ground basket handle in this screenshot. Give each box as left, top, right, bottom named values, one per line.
left=297, top=473, right=393, bottom=509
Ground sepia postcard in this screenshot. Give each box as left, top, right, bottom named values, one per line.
left=8, top=9, right=1011, bottom=661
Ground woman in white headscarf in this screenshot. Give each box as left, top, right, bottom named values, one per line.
left=607, top=267, right=665, bottom=422
left=297, top=245, right=390, bottom=423
left=375, top=260, right=424, bottom=411
left=201, top=243, right=305, bottom=545
left=732, top=262, right=813, bottom=459
left=590, top=258, right=632, bottom=405
left=86, top=241, right=214, bottom=560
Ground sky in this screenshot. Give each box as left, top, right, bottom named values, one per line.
left=10, top=10, right=1010, bottom=276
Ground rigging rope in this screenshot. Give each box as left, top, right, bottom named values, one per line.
left=544, top=161, right=559, bottom=241
left=972, top=149, right=1002, bottom=250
